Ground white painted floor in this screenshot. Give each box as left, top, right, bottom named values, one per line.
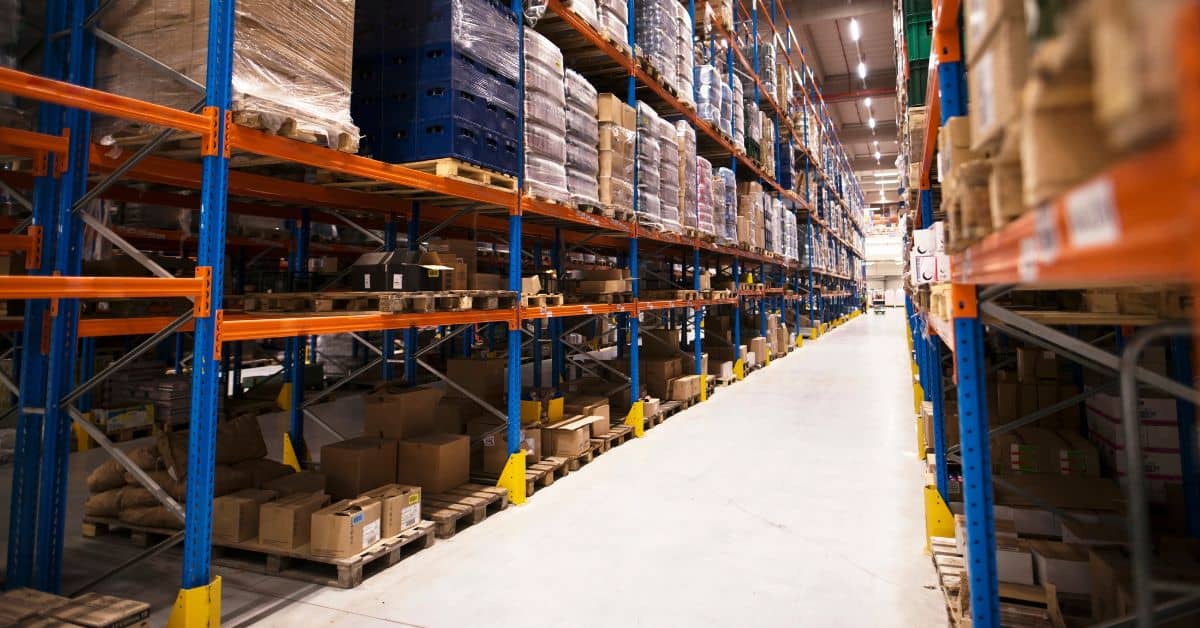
left=5, top=309, right=946, bottom=627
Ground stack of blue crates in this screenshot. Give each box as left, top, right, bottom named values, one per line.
left=352, top=0, right=521, bottom=176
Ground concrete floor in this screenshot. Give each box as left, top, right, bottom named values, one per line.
left=2, top=309, right=945, bottom=626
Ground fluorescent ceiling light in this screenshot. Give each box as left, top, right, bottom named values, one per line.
left=857, top=61, right=867, bottom=79
left=868, top=117, right=876, bottom=129
left=864, top=97, right=872, bottom=108
left=849, top=18, right=861, bottom=41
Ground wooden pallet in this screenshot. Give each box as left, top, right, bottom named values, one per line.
left=643, top=289, right=699, bottom=301
left=210, top=521, right=436, bottom=589
left=400, top=158, right=517, bottom=192
left=421, top=484, right=509, bottom=539
left=578, top=203, right=614, bottom=218
left=590, top=424, right=634, bottom=455
left=568, top=291, right=634, bottom=304
left=470, top=456, right=570, bottom=499
left=521, top=293, right=566, bottom=308
left=233, top=109, right=359, bottom=154
left=82, top=516, right=179, bottom=547
left=565, top=447, right=595, bottom=472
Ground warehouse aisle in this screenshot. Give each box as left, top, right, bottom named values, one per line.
left=170, top=308, right=940, bottom=627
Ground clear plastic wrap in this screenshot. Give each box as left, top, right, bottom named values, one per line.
left=719, top=82, right=733, bottom=137
left=597, top=0, right=629, bottom=47
left=695, top=65, right=722, bottom=125
left=636, top=113, right=662, bottom=226
left=525, top=120, right=567, bottom=159
left=635, top=0, right=677, bottom=90
left=565, top=68, right=598, bottom=113
left=98, top=0, right=360, bottom=147
left=675, top=121, right=697, bottom=232
left=524, top=63, right=567, bottom=103
left=566, top=136, right=601, bottom=207
left=525, top=153, right=570, bottom=204
left=674, top=1, right=694, bottom=106
left=563, top=0, right=602, bottom=33
left=525, top=27, right=564, bottom=77
left=746, top=102, right=761, bottom=145
left=565, top=106, right=599, bottom=142
left=656, top=117, right=680, bottom=232
left=762, top=194, right=777, bottom=254
left=759, top=43, right=776, bottom=99
left=731, top=77, right=743, bottom=145
left=717, top=167, right=737, bottom=243
left=696, top=156, right=715, bottom=236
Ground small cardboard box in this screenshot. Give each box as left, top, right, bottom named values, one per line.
left=966, top=0, right=1028, bottom=151
left=564, top=395, right=611, bottom=429
left=320, top=437, right=398, bottom=500
left=361, top=483, right=422, bottom=537
left=258, top=491, right=328, bottom=550
left=0, top=589, right=70, bottom=626
left=262, top=471, right=325, bottom=496
left=749, top=337, right=769, bottom=361
left=362, top=385, right=444, bottom=440
left=445, top=358, right=507, bottom=405
left=542, top=416, right=593, bottom=457
left=669, top=375, right=701, bottom=401
left=480, top=427, right=541, bottom=474
left=310, top=498, right=382, bottom=559
left=396, top=433, right=470, bottom=494
left=212, top=488, right=277, bottom=544
left=582, top=414, right=610, bottom=438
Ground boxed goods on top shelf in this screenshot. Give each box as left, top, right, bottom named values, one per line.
left=353, top=0, right=518, bottom=172
left=98, top=0, right=359, bottom=150
left=597, top=94, right=636, bottom=214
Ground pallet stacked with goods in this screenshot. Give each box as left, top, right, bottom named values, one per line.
left=902, top=1, right=1200, bottom=626
left=0, top=0, right=866, bottom=618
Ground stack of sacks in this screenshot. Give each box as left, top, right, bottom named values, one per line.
left=675, top=121, right=698, bottom=233
left=565, top=0, right=602, bottom=33
left=635, top=0, right=678, bottom=89
left=657, top=115, right=682, bottom=232
left=598, top=0, right=630, bottom=49
left=674, top=2, right=694, bottom=107
left=763, top=194, right=777, bottom=254
left=564, top=69, right=601, bottom=208
left=785, top=211, right=799, bottom=261
left=719, top=77, right=733, bottom=138
left=746, top=101, right=762, bottom=155
left=759, top=43, right=777, bottom=99
left=635, top=102, right=663, bottom=226
left=696, top=156, right=716, bottom=236
left=696, top=65, right=722, bottom=129
left=731, top=75, right=744, bottom=148
left=84, top=415, right=293, bottom=530
left=524, top=30, right=570, bottom=204
left=715, top=166, right=734, bottom=243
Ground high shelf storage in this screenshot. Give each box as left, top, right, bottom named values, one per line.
left=904, top=1, right=1200, bottom=626
left=0, top=0, right=865, bottom=622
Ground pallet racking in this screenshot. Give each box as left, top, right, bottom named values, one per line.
left=0, top=0, right=865, bottom=622
left=905, top=1, right=1200, bottom=626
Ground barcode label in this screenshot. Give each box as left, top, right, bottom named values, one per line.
left=1065, top=177, right=1120, bottom=248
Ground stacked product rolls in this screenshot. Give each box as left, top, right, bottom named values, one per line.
left=524, top=29, right=570, bottom=203
left=635, top=102, right=663, bottom=225
left=676, top=121, right=698, bottom=232
left=565, top=69, right=601, bottom=207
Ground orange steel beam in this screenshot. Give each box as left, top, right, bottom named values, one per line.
left=0, top=274, right=207, bottom=300
left=220, top=309, right=517, bottom=341
left=932, top=0, right=963, bottom=63
left=79, top=316, right=196, bottom=338
left=523, top=302, right=634, bottom=320
left=951, top=142, right=1193, bottom=285
left=0, top=67, right=212, bottom=137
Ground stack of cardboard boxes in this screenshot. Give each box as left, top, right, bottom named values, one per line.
left=908, top=221, right=949, bottom=286
left=597, top=94, right=636, bottom=215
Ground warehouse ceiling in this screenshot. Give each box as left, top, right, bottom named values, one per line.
left=781, top=0, right=900, bottom=205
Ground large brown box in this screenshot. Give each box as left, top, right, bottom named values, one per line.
left=320, top=437, right=398, bottom=500
left=362, top=385, right=445, bottom=440
left=966, top=0, right=1028, bottom=152
left=668, top=375, right=701, bottom=401
left=258, top=491, right=328, bottom=549
left=542, top=416, right=593, bottom=457
left=642, top=357, right=683, bottom=399
left=310, top=498, right=382, bottom=559
left=396, top=433, right=470, bottom=494
left=445, top=358, right=507, bottom=405
left=212, top=488, right=277, bottom=544
left=361, top=483, right=422, bottom=538
left=564, top=396, right=610, bottom=435
left=479, top=427, right=542, bottom=475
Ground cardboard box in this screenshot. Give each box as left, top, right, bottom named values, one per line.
left=642, top=357, right=683, bottom=399
left=213, top=488, right=277, bottom=544
left=1020, top=77, right=1112, bottom=206
left=911, top=255, right=936, bottom=284
left=669, top=375, right=701, bottom=401
left=995, top=541, right=1035, bottom=585
left=434, top=396, right=485, bottom=435
left=445, top=358, right=507, bottom=405
left=964, top=0, right=1025, bottom=61
left=396, top=433, right=470, bottom=494
left=577, top=279, right=629, bottom=294
left=480, top=427, right=541, bottom=474
left=310, top=497, right=382, bottom=558
left=596, top=93, right=635, bottom=128
left=361, top=483, right=422, bottom=537
left=472, top=272, right=507, bottom=291
left=749, top=336, right=769, bottom=361
left=362, top=385, right=445, bottom=440
left=258, top=491, right=328, bottom=549
left=996, top=381, right=1019, bottom=423
left=1017, top=347, right=1058, bottom=382
left=564, top=395, right=610, bottom=428
left=1029, top=540, right=1091, bottom=595
left=542, top=416, right=593, bottom=457
left=321, top=437, right=398, bottom=500
left=262, top=471, right=325, bottom=496
left=43, top=593, right=150, bottom=628
left=967, top=9, right=1028, bottom=152
left=521, top=275, right=541, bottom=294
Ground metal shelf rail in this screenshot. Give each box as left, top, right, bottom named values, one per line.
left=0, top=0, right=868, bottom=622
left=906, top=2, right=1200, bottom=627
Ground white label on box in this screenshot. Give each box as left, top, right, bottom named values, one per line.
left=363, top=273, right=371, bottom=289
left=362, top=519, right=380, bottom=548
left=392, top=274, right=403, bottom=289
left=401, top=503, right=420, bottom=530
left=1065, top=177, right=1120, bottom=249
left=483, top=434, right=495, bottom=447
